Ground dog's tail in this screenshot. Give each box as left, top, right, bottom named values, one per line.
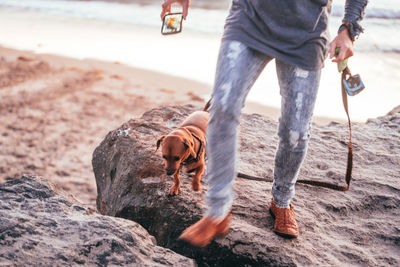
left=203, top=98, right=211, bottom=112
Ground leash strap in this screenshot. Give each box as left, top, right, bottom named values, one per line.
left=341, top=67, right=353, bottom=190
left=238, top=68, right=353, bottom=191
left=297, top=68, right=352, bottom=190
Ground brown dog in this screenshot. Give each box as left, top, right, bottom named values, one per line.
left=156, top=110, right=209, bottom=196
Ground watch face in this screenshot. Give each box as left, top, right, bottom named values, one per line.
left=161, top=13, right=183, bottom=35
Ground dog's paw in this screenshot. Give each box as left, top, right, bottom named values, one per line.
left=168, top=185, right=180, bottom=196
left=191, top=182, right=201, bottom=192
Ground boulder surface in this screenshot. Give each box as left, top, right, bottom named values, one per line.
left=0, top=175, right=195, bottom=266
left=93, top=104, right=400, bottom=266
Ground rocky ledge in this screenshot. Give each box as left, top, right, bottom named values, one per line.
left=0, top=175, right=194, bottom=266
left=93, top=104, right=400, bottom=266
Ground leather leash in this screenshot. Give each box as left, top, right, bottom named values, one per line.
left=237, top=67, right=354, bottom=191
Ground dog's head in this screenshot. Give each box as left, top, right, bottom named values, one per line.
left=156, top=133, right=196, bottom=176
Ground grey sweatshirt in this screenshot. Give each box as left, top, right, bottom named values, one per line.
left=222, top=0, right=368, bottom=70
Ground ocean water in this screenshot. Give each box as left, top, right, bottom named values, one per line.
left=1, top=0, right=399, bottom=52
left=0, top=0, right=399, bottom=121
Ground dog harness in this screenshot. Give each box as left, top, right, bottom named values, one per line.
left=183, top=132, right=204, bottom=166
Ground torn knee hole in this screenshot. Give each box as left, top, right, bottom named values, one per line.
left=289, top=130, right=300, bottom=148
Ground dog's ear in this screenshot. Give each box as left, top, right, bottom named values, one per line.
left=155, top=135, right=165, bottom=152
left=183, top=138, right=196, bottom=158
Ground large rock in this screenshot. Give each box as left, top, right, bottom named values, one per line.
left=0, top=175, right=195, bottom=266
left=93, top=104, right=400, bottom=266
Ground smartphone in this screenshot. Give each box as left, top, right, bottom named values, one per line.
left=161, top=13, right=183, bottom=35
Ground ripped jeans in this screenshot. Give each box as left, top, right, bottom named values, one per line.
left=205, top=40, right=321, bottom=219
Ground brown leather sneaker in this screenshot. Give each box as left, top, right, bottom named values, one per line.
left=269, top=199, right=299, bottom=239
left=178, top=213, right=231, bottom=247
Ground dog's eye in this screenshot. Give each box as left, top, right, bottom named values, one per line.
left=162, top=155, right=167, bottom=159
left=174, top=156, right=180, bottom=161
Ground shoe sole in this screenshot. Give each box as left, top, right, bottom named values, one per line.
left=269, top=208, right=298, bottom=239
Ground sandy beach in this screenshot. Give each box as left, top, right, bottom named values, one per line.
left=0, top=46, right=209, bottom=205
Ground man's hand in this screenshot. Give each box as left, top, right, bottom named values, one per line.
left=161, top=0, right=190, bottom=20
left=329, top=28, right=354, bottom=63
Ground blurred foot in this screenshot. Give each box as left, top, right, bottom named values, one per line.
left=269, top=199, right=299, bottom=238
left=178, top=213, right=231, bottom=247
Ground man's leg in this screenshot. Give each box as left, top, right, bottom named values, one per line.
left=206, top=40, right=272, bottom=219
left=179, top=40, right=272, bottom=247
left=270, top=59, right=321, bottom=238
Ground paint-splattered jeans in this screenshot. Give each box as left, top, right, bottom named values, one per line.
left=205, top=40, right=321, bottom=219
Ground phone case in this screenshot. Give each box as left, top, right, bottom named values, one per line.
left=161, top=12, right=183, bottom=35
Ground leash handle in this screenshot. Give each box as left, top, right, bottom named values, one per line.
left=335, top=47, right=348, bottom=73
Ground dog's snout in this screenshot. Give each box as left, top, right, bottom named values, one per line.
left=166, top=169, right=175, bottom=176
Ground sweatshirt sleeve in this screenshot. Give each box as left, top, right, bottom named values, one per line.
left=340, top=0, right=369, bottom=40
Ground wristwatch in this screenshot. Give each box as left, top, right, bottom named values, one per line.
left=338, top=21, right=357, bottom=41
